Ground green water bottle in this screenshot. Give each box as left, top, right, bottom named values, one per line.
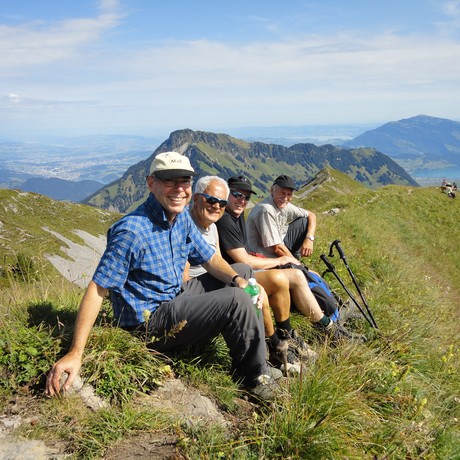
left=244, top=278, right=261, bottom=318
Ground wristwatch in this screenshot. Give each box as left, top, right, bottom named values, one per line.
left=306, top=235, right=315, bottom=241
left=230, top=274, right=241, bottom=287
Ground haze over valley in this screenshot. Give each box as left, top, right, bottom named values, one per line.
left=1, top=115, right=459, bottom=203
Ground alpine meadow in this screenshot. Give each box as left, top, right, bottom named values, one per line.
left=0, top=168, right=459, bottom=459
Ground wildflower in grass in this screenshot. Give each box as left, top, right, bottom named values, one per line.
left=165, top=320, right=187, bottom=338
left=441, top=344, right=456, bottom=374
left=162, top=364, right=172, bottom=375
left=413, top=397, right=428, bottom=419
left=390, top=361, right=398, bottom=377
left=142, top=309, right=151, bottom=323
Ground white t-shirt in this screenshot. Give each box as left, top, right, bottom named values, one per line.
left=246, top=195, right=308, bottom=258
left=188, top=214, right=219, bottom=278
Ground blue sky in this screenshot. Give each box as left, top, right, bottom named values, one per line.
left=2, top=0, right=460, bottom=139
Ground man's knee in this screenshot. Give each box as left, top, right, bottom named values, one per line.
left=268, top=270, right=290, bottom=290
left=230, top=288, right=263, bottom=324
left=290, top=216, right=308, bottom=230
left=216, top=287, right=253, bottom=314
left=286, top=268, right=306, bottom=288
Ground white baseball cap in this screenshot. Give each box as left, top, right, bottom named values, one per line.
left=150, top=151, right=196, bottom=180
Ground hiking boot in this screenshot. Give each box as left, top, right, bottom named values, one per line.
left=266, top=364, right=284, bottom=380
left=268, top=339, right=290, bottom=370
left=248, top=373, right=285, bottom=402
left=268, top=339, right=307, bottom=373
left=319, top=320, right=367, bottom=344
left=338, top=299, right=362, bottom=324
left=277, top=328, right=318, bottom=363
left=281, top=362, right=303, bottom=377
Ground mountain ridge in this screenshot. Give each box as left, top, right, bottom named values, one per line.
left=83, top=128, right=417, bottom=213
left=343, top=114, right=460, bottom=178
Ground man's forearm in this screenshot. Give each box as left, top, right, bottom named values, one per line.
left=274, top=244, right=294, bottom=258
left=69, top=281, right=107, bottom=356
left=306, top=211, right=317, bottom=240
left=46, top=280, right=107, bottom=396
left=203, top=253, right=248, bottom=287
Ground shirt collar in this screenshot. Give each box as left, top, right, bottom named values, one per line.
left=145, top=193, right=171, bottom=227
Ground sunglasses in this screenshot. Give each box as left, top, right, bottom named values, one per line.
left=230, top=190, right=251, bottom=201
left=198, top=193, right=228, bottom=208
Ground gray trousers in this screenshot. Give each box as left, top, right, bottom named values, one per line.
left=143, top=263, right=267, bottom=387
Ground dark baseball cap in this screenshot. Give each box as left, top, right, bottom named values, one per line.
left=273, top=174, right=298, bottom=190
left=227, top=175, right=257, bottom=194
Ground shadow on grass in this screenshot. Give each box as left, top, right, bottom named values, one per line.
left=27, top=300, right=115, bottom=331
left=27, top=301, right=77, bottom=330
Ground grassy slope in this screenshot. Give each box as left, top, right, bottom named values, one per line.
left=0, top=189, right=120, bottom=281
left=266, top=173, right=460, bottom=459
left=0, top=175, right=459, bottom=459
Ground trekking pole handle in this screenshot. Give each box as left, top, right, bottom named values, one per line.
left=335, top=240, right=346, bottom=260
left=320, top=254, right=335, bottom=271
left=328, top=239, right=345, bottom=259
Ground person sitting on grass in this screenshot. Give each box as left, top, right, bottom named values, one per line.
left=246, top=174, right=316, bottom=261
left=46, top=152, right=284, bottom=402
left=244, top=174, right=358, bottom=339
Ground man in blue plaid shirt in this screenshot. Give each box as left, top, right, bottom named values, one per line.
left=46, top=151, right=283, bottom=401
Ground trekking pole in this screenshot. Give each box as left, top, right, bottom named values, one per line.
left=328, top=240, right=378, bottom=329
left=320, top=254, right=375, bottom=328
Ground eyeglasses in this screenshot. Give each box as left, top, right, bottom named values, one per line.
left=198, top=193, right=228, bottom=208
left=160, top=178, right=193, bottom=188
left=230, top=190, right=251, bottom=201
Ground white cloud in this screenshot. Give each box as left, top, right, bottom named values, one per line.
left=1, top=0, right=460, bottom=135
left=93, top=32, right=460, bottom=96
left=435, top=0, right=460, bottom=33
left=3, top=30, right=460, bottom=129
left=0, top=0, right=123, bottom=72
left=442, top=0, right=460, bottom=17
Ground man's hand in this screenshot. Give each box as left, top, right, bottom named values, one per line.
left=46, top=352, right=82, bottom=397
left=256, top=283, right=267, bottom=311
left=277, top=255, right=301, bottom=266
left=300, top=239, right=314, bottom=257
left=45, top=280, right=106, bottom=397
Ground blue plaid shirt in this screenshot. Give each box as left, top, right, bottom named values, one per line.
left=93, top=193, right=215, bottom=326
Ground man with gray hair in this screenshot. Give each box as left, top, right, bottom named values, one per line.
left=246, top=174, right=356, bottom=339
left=246, top=174, right=316, bottom=260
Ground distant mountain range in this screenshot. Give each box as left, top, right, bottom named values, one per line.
left=225, top=123, right=374, bottom=146
left=343, top=115, right=460, bottom=181
left=1, top=114, right=460, bottom=203
left=83, top=128, right=417, bottom=213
